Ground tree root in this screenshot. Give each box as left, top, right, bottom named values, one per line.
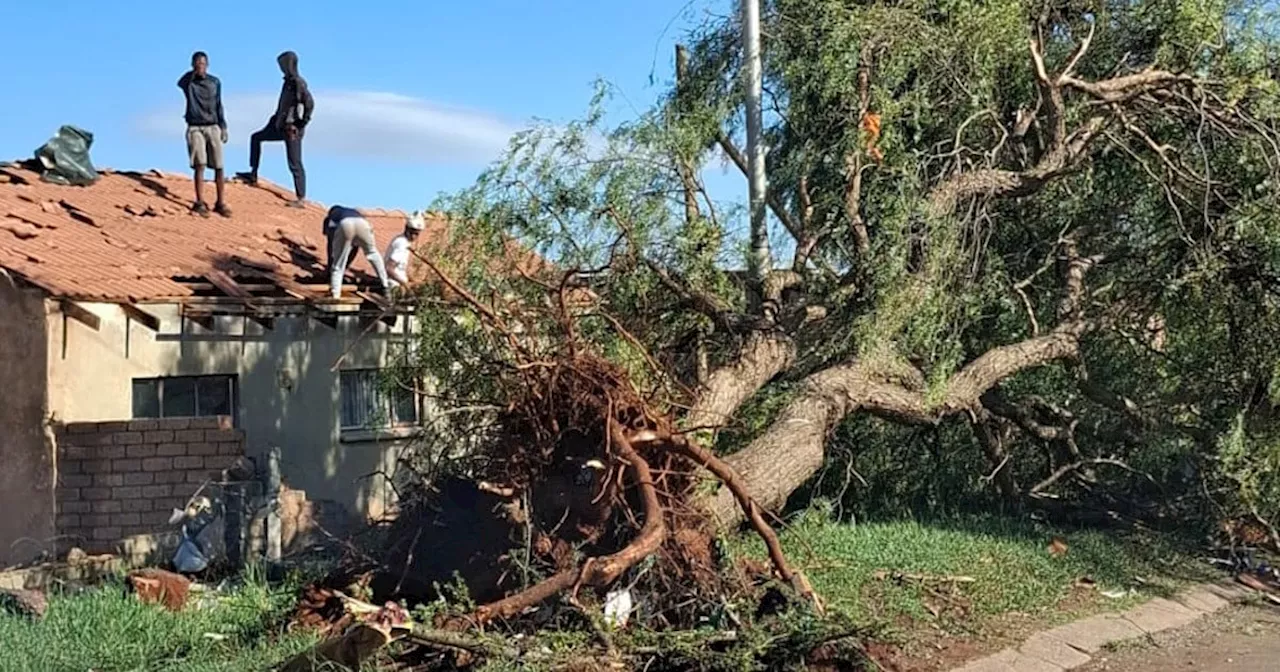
left=658, top=432, right=825, bottom=614
left=472, top=422, right=667, bottom=623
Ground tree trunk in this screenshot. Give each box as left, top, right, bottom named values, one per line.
left=684, top=329, right=794, bottom=436
left=701, top=325, right=1085, bottom=526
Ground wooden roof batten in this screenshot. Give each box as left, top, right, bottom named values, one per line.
left=172, top=272, right=410, bottom=331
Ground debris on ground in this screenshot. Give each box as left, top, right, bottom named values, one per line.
left=280, top=601, right=412, bottom=672
left=170, top=495, right=218, bottom=574
left=603, top=587, right=633, bottom=628
left=1235, top=573, right=1280, bottom=604
left=872, top=570, right=976, bottom=584
left=126, top=568, right=191, bottom=612
left=0, top=588, right=48, bottom=619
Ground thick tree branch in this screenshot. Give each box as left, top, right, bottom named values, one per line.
left=981, top=390, right=1067, bottom=442
left=683, top=329, right=795, bottom=437
left=702, top=322, right=1089, bottom=525
left=926, top=116, right=1108, bottom=217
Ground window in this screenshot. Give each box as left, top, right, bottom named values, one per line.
left=132, top=375, right=236, bottom=419
left=339, top=369, right=420, bottom=430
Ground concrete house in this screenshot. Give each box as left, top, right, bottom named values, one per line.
left=0, top=162, right=450, bottom=566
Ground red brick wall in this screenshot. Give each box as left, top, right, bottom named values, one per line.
left=55, top=417, right=245, bottom=551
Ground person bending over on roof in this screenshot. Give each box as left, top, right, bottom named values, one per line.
left=177, top=51, right=230, bottom=218
left=324, top=206, right=390, bottom=299
left=386, top=211, right=425, bottom=289
left=245, top=51, right=313, bottom=208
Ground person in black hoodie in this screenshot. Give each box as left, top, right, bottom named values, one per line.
left=245, top=51, right=313, bottom=207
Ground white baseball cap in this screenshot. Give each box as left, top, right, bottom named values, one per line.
left=406, top=211, right=426, bottom=231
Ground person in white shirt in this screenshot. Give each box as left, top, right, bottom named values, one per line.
left=386, top=211, right=425, bottom=289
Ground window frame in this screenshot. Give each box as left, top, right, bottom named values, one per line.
left=338, top=368, right=422, bottom=432
left=131, top=374, right=238, bottom=423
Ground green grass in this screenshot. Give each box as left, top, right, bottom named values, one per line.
left=0, top=512, right=1217, bottom=670
left=733, top=508, right=1214, bottom=631
left=0, top=568, right=317, bottom=672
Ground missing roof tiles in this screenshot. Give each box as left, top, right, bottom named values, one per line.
left=0, top=163, right=466, bottom=303
left=232, top=255, right=279, bottom=272
left=57, top=200, right=99, bottom=227
left=0, top=168, right=30, bottom=185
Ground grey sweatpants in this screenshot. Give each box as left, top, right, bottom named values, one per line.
left=328, top=216, right=389, bottom=298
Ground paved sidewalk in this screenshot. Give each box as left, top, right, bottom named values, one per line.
left=949, top=582, right=1258, bottom=671
left=1077, top=604, right=1280, bottom=671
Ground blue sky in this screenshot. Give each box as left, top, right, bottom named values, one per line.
left=0, top=0, right=746, bottom=213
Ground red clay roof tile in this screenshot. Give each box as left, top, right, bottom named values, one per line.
left=0, top=163, right=447, bottom=302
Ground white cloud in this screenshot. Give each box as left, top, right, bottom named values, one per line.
left=134, top=90, right=521, bottom=165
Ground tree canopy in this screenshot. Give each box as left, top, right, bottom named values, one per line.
left=410, top=0, right=1280, bottom=540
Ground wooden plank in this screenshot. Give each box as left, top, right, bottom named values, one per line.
left=120, top=303, right=161, bottom=331
left=264, top=272, right=313, bottom=301
left=355, top=291, right=392, bottom=310
left=60, top=300, right=101, bottom=331
left=168, top=296, right=320, bottom=307
left=175, top=281, right=279, bottom=293
left=204, top=270, right=252, bottom=299
left=181, top=307, right=216, bottom=331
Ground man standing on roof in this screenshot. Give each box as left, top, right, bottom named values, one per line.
left=245, top=51, right=313, bottom=208
left=386, top=211, right=425, bottom=290
left=177, top=51, right=230, bottom=217
left=324, top=205, right=391, bottom=299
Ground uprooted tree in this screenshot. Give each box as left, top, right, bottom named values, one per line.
left=375, top=0, right=1280, bottom=637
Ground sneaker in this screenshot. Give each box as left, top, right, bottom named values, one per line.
left=286, top=199, right=305, bottom=209
left=191, top=201, right=210, bottom=217
left=235, top=171, right=258, bottom=186
left=213, top=202, right=232, bottom=217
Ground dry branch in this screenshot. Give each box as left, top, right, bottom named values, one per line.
left=1029, top=457, right=1153, bottom=496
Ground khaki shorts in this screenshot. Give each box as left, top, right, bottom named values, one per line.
left=186, top=125, right=224, bottom=170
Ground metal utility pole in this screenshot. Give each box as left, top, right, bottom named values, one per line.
left=743, top=0, right=771, bottom=287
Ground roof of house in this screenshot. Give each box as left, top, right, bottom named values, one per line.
left=0, top=161, right=450, bottom=304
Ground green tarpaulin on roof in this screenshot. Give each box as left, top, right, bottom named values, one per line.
left=34, top=125, right=99, bottom=186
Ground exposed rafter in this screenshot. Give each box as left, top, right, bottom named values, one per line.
left=120, top=303, right=160, bottom=331
left=60, top=300, right=100, bottom=331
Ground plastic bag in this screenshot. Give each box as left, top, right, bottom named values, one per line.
left=33, top=125, right=99, bottom=186
left=173, top=535, right=209, bottom=573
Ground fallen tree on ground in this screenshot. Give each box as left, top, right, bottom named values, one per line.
left=296, top=0, right=1280, bottom=667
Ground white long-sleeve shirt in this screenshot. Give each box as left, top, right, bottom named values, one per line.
left=386, top=235, right=411, bottom=287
